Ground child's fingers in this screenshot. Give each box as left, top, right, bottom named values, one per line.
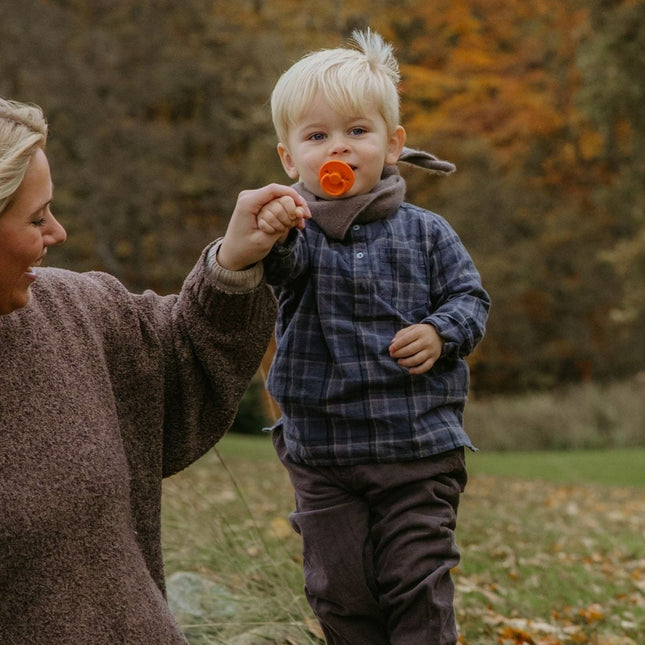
left=395, top=348, right=436, bottom=374
left=257, top=216, right=282, bottom=234
left=389, top=326, right=423, bottom=356
left=407, top=357, right=435, bottom=375
left=389, top=324, right=443, bottom=374
left=236, top=183, right=311, bottom=218
left=294, top=206, right=309, bottom=229
left=259, top=197, right=309, bottom=231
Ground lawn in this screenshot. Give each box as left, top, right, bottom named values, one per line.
left=161, top=434, right=645, bottom=644
left=467, top=447, right=645, bottom=489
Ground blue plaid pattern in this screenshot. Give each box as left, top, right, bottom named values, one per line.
left=265, top=202, right=490, bottom=465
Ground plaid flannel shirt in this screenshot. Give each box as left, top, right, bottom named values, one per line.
left=265, top=202, right=490, bottom=465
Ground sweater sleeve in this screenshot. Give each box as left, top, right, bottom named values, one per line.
left=79, top=244, right=276, bottom=478
left=205, top=239, right=265, bottom=293
left=159, top=244, right=277, bottom=476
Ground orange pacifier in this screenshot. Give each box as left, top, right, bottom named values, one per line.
left=319, top=160, right=355, bottom=196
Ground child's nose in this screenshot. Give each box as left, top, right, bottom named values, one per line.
left=328, top=135, right=351, bottom=155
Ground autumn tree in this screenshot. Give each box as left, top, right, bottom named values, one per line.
left=1, top=0, right=641, bottom=392
left=0, top=0, right=287, bottom=291
left=377, top=0, right=637, bottom=389
left=575, top=0, right=645, bottom=377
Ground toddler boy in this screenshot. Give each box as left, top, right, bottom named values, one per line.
left=258, top=29, right=490, bottom=645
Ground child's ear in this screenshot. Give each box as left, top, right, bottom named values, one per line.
left=385, top=126, right=406, bottom=165
left=277, top=143, right=300, bottom=180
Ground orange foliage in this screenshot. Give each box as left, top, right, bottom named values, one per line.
left=390, top=0, right=589, bottom=170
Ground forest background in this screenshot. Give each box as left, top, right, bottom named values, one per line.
left=1, top=0, right=643, bottom=397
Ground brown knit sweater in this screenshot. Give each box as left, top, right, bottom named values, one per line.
left=0, top=244, right=276, bottom=643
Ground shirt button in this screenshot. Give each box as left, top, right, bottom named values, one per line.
left=356, top=252, right=364, bottom=259
left=352, top=224, right=360, bottom=231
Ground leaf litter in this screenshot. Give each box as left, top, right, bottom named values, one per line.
left=455, top=474, right=645, bottom=644
left=163, top=451, right=645, bottom=644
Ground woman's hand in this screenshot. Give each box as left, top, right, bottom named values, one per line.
left=218, top=184, right=310, bottom=271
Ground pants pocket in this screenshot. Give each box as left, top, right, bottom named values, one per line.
left=289, top=499, right=379, bottom=614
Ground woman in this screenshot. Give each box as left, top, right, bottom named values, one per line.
left=0, top=98, right=308, bottom=643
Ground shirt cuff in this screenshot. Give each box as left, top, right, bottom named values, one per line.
left=205, top=239, right=265, bottom=293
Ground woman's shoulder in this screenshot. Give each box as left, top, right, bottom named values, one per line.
left=29, top=268, right=143, bottom=332
left=33, top=267, right=130, bottom=303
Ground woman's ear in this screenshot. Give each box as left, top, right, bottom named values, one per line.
left=385, top=126, right=406, bottom=165
left=277, top=143, right=300, bottom=180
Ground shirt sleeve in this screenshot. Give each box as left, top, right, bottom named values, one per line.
left=422, top=219, right=490, bottom=358
left=262, top=228, right=316, bottom=287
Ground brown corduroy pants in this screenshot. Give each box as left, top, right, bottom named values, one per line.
left=272, top=429, right=467, bottom=645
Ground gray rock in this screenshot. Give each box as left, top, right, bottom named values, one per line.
left=166, top=571, right=237, bottom=623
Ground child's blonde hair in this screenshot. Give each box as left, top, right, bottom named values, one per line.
left=271, top=29, right=401, bottom=145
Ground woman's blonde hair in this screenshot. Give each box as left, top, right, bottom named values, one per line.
left=0, top=98, right=48, bottom=215
left=271, top=29, right=401, bottom=145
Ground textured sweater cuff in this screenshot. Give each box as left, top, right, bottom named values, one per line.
left=205, top=239, right=265, bottom=293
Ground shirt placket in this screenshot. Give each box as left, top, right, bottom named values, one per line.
left=349, top=224, right=371, bottom=318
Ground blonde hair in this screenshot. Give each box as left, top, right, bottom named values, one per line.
left=0, top=98, right=48, bottom=215
left=271, top=29, right=401, bottom=145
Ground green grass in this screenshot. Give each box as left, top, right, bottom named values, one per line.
left=162, top=434, right=645, bottom=644
left=467, top=447, right=645, bottom=488
left=218, top=433, right=645, bottom=488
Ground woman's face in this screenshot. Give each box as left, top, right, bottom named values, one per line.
left=0, top=148, right=66, bottom=314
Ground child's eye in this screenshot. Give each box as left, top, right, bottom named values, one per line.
left=308, top=132, right=326, bottom=141
left=350, top=127, right=366, bottom=136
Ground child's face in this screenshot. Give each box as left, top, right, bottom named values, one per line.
left=277, top=94, right=405, bottom=199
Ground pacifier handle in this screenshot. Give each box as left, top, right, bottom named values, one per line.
left=319, top=160, right=355, bottom=196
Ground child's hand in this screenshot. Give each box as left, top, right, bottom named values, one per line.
left=257, top=194, right=309, bottom=242
left=218, top=184, right=310, bottom=270
left=389, top=323, right=444, bottom=375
